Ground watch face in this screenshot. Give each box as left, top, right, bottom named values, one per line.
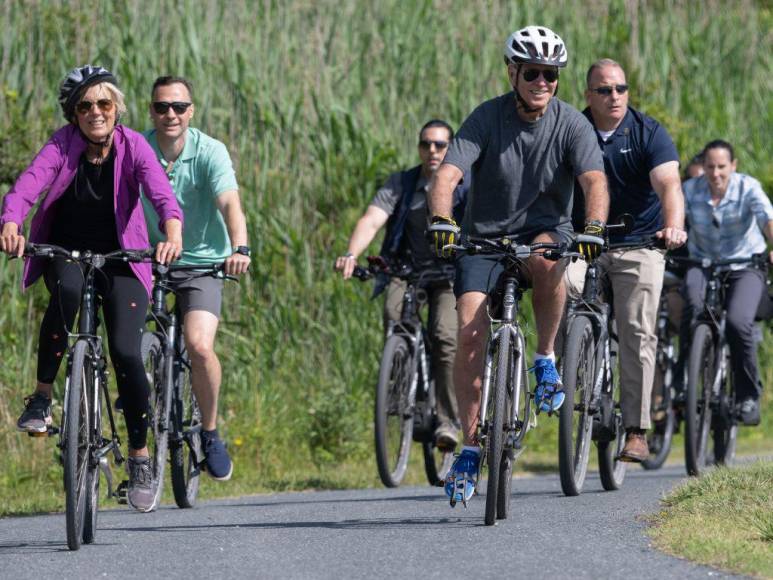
left=235, top=246, right=251, bottom=257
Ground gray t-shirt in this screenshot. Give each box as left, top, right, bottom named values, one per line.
left=371, top=172, right=433, bottom=263
left=443, top=94, right=604, bottom=237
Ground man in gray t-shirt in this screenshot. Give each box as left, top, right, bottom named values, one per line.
left=335, top=120, right=468, bottom=451
left=427, top=25, right=610, bottom=505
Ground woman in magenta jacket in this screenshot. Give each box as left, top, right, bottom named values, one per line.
left=0, top=65, right=182, bottom=512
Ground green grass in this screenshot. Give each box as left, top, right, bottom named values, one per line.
left=0, top=0, right=772, bottom=516
left=648, top=460, right=773, bottom=578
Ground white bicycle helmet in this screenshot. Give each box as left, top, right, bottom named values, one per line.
left=504, top=26, right=568, bottom=68
left=59, top=65, right=117, bottom=121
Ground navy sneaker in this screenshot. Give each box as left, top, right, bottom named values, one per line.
left=532, top=359, right=565, bottom=414
left=444, top=448, right=480, bottom=507
left=201, top=430, right=233, bottom=481
left=17, top=392, right=52, bottom=433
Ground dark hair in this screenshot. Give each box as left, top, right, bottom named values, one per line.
left=682, top=152, right=705, bottom=180
left=151, top=76, right=194, bottom=101
left=702, top=139, right=735, bottom=162
left=419, top=119, right=454, bottom=141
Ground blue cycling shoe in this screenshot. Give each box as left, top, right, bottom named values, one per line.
left=444, top=448, right=480, bottom=507
left=531, top=358, right=565, bottom=415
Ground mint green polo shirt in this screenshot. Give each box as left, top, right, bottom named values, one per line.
left=142, top=127, right=239, bottom=265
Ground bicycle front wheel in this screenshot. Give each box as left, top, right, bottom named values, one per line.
left=642, top=335, right=677, bottom=470
left=558, top=315, right=595, bottom=496
left=712, top=345, right=737, bottom=466
left=170, top=348, right=202, bottom=508
left=374, top=335, right=415, bottom=488
left=64, top=339, right=91, bottom=551
left=485, top=329, right=510, bottom=526
left=142, top=330, right=168, bottom=510
left=685, top=324, right=714, bottom=476
left=82, top=367, right=102, bottom=545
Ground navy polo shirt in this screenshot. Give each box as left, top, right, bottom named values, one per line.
left=573, top=107, right=679, bottom=243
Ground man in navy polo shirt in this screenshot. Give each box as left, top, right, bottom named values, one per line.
left=569, top=58, right=687, bottom=462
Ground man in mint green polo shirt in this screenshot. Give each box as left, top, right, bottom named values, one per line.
left=142, top=76, right=251, bottom=481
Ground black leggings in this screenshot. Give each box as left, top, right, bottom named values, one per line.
left=38, top=259, right=150, bottom=449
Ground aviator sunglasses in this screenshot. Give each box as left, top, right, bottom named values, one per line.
left=590, top=84, right=629, bottom=96
left=76, top=98, right=114, bottom=115
left=152, top=101, right=193, bottom=115
left=522, top=68, right=559, bottom=83
left=419, top=139, right=449, bottom=150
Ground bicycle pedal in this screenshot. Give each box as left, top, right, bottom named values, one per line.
left=115, top=480, right=129, bottom=504
left=27, top=425, right=59, bottom=438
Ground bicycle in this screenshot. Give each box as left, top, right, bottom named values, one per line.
left=558, top=230, right=662, bottom=495
left=139, top=263, right=236, bottom=508
left=20, top=243, right=150, bottom=550
left=677, top=254, right=768, bottom=476
left=640, top=267, right=682, bottom=470
left=446, top=237, right=570, bottom=525
left=353, top=257, right=456, bottom=488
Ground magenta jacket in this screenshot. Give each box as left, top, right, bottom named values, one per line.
left=1, top=124, right=182, bottom=296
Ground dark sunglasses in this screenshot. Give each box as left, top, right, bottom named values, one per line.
left=590, top=84, right=629, bottom=96
left=522, top=68, right=559, bottom=83
left=152, top=101, right=192, bottom=115
left=419, top=139, right=449, bottom=150
left=76, top=98, right=114, bottom=115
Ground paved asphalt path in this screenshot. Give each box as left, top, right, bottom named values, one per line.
left=0, top=464, right=742, bottom=579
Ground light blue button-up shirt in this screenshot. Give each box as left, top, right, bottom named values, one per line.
left=683, top=172, right=773, bottom=269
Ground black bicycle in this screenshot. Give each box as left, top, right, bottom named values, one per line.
left=353, top=257, right=455, bottom=488
left=139, top=263, right=235, bottom=508
left=640, top=267, right=681, bottom=470
left=678, top=254, right=767, bottom=476
left=21, top=243, right=150, bottom=550
left=448, top=237, right=570, bottom=525
left=558, top=229, right=658, bottom=496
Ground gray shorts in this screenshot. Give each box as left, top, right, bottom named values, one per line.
left=170, top=271, right=224, bottom=318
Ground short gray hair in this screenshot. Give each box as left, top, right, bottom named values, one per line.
left=585, top=58, right=624, bottom=87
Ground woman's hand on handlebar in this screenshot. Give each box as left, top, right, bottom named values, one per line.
left=154, top=237, right=182, bottom=265
left=0, top=222, right=25, bottom=258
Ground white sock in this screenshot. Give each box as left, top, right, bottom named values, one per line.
left=534, top=352, right=555, bottom=364
left=462, top=445, right=480, bottom=456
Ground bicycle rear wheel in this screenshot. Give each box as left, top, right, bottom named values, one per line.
left=598, top=357, right=627, bottom=491
left=485, top=329, right=510, bottom=526
left=142, top=331, right=168, bottom=510
left=685, top=324, right=714, bottom=476
left=374, top=335, right=415, bottom=488
left=82, top=368, right=102, bottom=545
left=642, top=336, right=677, bottom=470
left=64, top=340, right=91, bottom=551
left=422, top=442, right=454, bottom=487
left=712, top=346, right=737, bottom=466
left=558, top=315, right=595, bottom=496
left=170, top=348, right=202, bottom=508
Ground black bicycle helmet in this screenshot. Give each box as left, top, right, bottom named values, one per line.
left=59, top=65, right=118, bottom=121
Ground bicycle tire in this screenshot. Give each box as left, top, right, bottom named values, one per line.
left=485, top=328, right=510, bottom=526
left=374, top=335, right=414, bottom=488
left=685, top=324, right=714, bottom=476
left=142, top=331, right=168, bottom=510
left=170, top=348, right=202, bottom=508
left=558, top=315, right=595, bottom=496
left=641, top=336, right=677, bottom=470
left=82, top=367, right=102, bottom=545
left=64, top=339, right=91, bottom=551
left=422, top=441, right=454, bottom=487
left=712, top=346, right=737, bottom=466
left=598, top=340, right=627, bottom=491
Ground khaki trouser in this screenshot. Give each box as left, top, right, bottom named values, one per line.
left=384, top=278, right=459, bottom=430
left=565, top=249, right=665, bottom=429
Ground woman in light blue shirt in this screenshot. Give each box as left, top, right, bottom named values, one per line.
left=681, top=140, right=773, bottom=425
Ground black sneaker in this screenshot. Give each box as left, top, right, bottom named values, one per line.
left=737, top=398, right=761, bottom=426
left=127, top=456, right=156, bottom=512
left=201, top=430, right=233, bottom=481
left=17, top=392, right=52, bottom=433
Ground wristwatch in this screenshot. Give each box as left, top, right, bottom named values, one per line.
left=233, top=245, right=251, bottom=257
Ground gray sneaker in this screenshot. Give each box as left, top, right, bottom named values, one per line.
left=17, top=392, right=52, bottom=433
left=126, top=456, right=156, bottom=512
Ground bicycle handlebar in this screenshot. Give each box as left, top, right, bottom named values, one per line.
left=23, top=243, right=154, bottom=264
left=152, top=261, right=239, bottom=283
left=668, top=253, right=768, bottom=270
